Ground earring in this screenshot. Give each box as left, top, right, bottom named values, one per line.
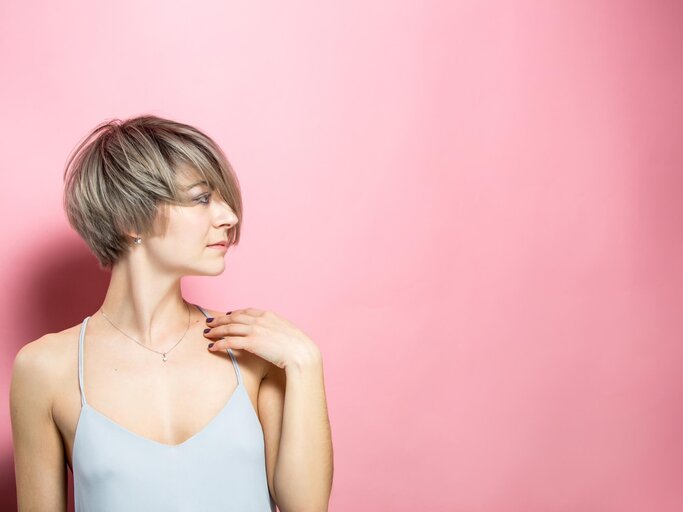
left=133, top=235, right=142, bottom=244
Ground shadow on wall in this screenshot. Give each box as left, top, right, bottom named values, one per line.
left=6, top=241, right=111, bottom=512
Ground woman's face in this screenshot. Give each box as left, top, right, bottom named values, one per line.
left=141, top=168, right=239, bottom=277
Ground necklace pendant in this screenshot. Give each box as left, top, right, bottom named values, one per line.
left=162, top=353, right=167, bottom=362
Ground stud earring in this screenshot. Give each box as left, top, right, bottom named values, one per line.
left=133, top=235, right=142, bottom=244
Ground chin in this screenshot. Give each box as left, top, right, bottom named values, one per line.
left=201, top=260, right=227, bottom=277
left=179, top=258, right=226, bottom=277
left=204, top=267, right=226, bottom=277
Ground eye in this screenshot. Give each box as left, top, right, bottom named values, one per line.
left=195, top=193, right=211, bottom=205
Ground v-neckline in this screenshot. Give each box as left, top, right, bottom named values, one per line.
left=74, top=382, right=244, bottom=454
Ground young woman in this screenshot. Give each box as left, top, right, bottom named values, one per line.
left=10, top=115, right=333, bottom=511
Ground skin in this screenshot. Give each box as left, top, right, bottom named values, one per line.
left=10, top=166, right=333, bottom=511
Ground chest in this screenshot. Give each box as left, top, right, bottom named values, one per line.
left=53, top=343, right=262, bottom=469
left=70, top=382, right=273, bottom=512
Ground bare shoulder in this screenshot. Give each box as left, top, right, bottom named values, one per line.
left=11, top=327, right=78, bottom=408
left=14, top=324, right=79, bottom=368
left=11, top=327, right=80, bottom=510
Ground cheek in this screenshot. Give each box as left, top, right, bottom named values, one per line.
left=163, top=216, right=207, bottom=250
left=164, top=206, right=213, bottom=244
left=169, top=207, right=208, bottom=230
left=175, top=225, right=206, bottom=249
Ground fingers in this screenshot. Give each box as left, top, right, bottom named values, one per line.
left=205, top=319, right=250, bottom=336
left=204, top=311, right=233, bottom=328
left=207, top=335, right=249, bottom=351
left=205, top=309, right=259, bottom=329
left=203, top=307, right=267, bottom=352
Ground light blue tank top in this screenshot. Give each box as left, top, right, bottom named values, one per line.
left=72, top=304, right=276, bottom=511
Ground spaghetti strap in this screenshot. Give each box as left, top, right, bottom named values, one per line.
left=225, top=346, right=243, bottom=384
left=78, top=316, right=90, bottom=406
left=193, top=303, right=242, bottom=385
left=72, top=304, right=275, bottom=511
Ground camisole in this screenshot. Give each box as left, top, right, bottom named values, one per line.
left=72, top=303, right=276, bottom=511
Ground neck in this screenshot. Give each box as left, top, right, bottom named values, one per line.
left=95, top=256, right=196, bottom=349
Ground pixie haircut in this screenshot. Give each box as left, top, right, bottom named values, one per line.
left=63, top=115, right=243, bottom=269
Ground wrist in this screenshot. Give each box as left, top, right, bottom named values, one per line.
left=285, top=343, right=322, bottom=374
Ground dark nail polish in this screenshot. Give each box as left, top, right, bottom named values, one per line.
left=226, top=311, right=232, bottom=315
left=204, top=328, right=211, bottom=333
left=206, top=317, right=214, bottom=322
left=208, top=342, right=214, bottom=348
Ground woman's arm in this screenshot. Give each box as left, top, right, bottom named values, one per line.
left=207, top=308, right=334, bottom=511
left=265, top=350, right=333, bottom=512
left=10, top=337, right=68, bottom=512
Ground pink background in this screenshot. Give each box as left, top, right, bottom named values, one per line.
left=1, top=1, right=682, bottom=510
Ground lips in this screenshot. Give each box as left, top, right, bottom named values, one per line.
left=208, top=241, right=227, bottom=247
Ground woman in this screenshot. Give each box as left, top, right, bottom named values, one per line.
left=10, top=115, right=333, bottom=511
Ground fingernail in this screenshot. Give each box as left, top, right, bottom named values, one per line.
left=207, top=342, right=214, bottom=349
left=204, top=328, right=211, bottom=333
left=226, top=311, right=232, bottom=315
left=206, top=317, right=214, bottom=322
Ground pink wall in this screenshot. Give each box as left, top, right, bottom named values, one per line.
left=2, top=1, right=682, bottom=510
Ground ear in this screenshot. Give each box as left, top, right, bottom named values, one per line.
left=123, top=229, right=142, bottom=244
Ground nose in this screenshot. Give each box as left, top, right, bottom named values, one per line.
left=213, top=196, right=239, bottom=228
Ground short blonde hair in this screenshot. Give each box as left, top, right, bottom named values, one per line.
left=62, top=114, right=243, bottom=269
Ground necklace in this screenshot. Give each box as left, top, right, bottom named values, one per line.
left=100, top=300, right=191, bottom=363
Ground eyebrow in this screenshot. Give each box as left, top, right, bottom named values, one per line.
left=183, top=180, right=209, bottom=191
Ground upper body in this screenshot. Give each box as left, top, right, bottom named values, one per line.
left=10, top=115, right=332, bottom=511
left=10, top=304, right=287, bottom=511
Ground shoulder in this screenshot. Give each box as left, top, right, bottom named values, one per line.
left=13, top=327, right=77, bottom=376
left=11, top=327, right=78, bottom=416
left=200, top=306, right=272, bottom=379
left=11, top=330, right=79, bottom=509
